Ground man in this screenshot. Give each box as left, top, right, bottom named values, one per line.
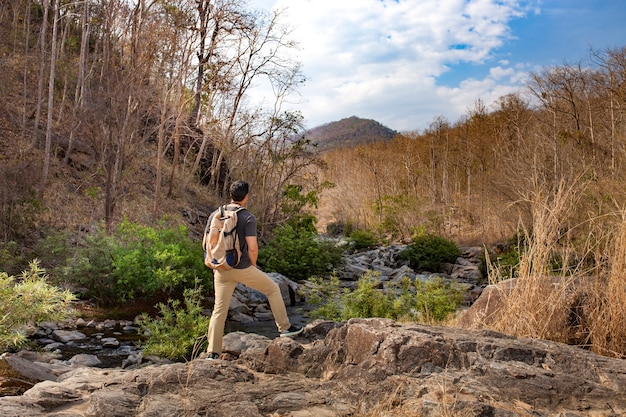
left=206, top=180, right=303, bottom=360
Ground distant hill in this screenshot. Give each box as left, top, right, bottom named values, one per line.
left=306, top=116, right=398, bottom=151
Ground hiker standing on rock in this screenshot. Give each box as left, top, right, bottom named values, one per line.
left=204, top=180, right=303, bottom=360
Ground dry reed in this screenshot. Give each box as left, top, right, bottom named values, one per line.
left=484, top=177, right=584, bottom=343
left=585, top=213, right=626, bottom=358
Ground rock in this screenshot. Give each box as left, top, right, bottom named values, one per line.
left=254, top=311, right=274, bottom=321
left=51, top=330, right=87, bottom=343
left=42, top=342, right=64, bottom=351
left=222, top=331, right=271, bottom=355
left=2, top=355, right=57, bottom=382
left=2, top=319, right=624, bottom=417
left=100, top=337, right=120, bottom=348
left=67, top=354, right=102, bottom=367
left=232, top=272, right=303, bottom=308
left=230, top=313, right=255, bottom=324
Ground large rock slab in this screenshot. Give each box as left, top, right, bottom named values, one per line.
left=1, top=319, right=624, bottom=416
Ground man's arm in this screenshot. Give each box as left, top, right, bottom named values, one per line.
left=245, top=235, right=258, bottom=267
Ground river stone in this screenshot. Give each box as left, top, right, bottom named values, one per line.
left=101, top=337, right=120, bottom=348
left=67, top=354, right=102, bottom=367
left=51, top=330, right=87, bottom=343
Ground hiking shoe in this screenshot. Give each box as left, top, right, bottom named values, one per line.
left=206, top=352, right=220, bottom=360
left=280, top=325, right=303, bottom=338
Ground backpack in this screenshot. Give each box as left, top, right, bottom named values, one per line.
left=202, top=205, right=245, bottom=270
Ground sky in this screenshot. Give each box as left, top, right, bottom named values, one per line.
left=249, top=0, right=626, bottom=132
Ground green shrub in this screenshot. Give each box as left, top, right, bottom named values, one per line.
left=347, top=229, right=378, bottom=251
left=48, top=219, right=210, bottom=303
left=307, top=274, right=344, bottom=321
left=399, top=234, right=461, bottom=272
left=138, top=286, right=210, bottom=361
left=307, top=271, right=464, bottom=324
left=258, top=224, right=344, bottom=281
left=414, top=276, right=465, bottom=322
left=0, top=260, right=76, bottom=350
left=110, top=220, right=208, bottom=299
left=341, top=273, right=393, bottom=319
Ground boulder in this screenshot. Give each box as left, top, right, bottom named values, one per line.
left=1, top=319, right=624, bottom=417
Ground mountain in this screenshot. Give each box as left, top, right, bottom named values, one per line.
left=306, top=116, right=398, bottom=151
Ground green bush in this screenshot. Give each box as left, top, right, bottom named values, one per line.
left=307, top=271, right=464, bottom=324
left=347, top=229, right=378, bottom=251
left=0, top=260, right=76, bottom=350
left=47, top=219, right=210, bottom=303
left=258, top=224, right=344, bottom=281
left=399, top=233, right=461, bottom=272
left=138, top=286, right=210, bottom=361
left=413, top=276, right=465, bottom=322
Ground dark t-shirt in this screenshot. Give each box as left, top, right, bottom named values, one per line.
left=206, top=204, right=256, bottom=269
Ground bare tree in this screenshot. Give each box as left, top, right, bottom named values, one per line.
left=38, top=0, right=60, bottom=199
left=32, top=0, right=50, bottom=149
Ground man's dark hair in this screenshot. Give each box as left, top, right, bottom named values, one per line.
left=229, top=180, right=249, bottom=202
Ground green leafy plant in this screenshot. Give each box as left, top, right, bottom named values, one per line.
left=341, top=273, right=393, bottom=319
left=413, top=276, right=465, bottom=323
left=347, top=229, right=378, bottom=251
left=47, top=219, right=210, bottom=303
left=0, top=260, right=76, bottom=350
left=110, top=220, right=208, bottom=299
left=138, top=286, right=211, bottom=361
left=307, top=271, right=464, bottom=324
left=399, top=233, right=461, bottom=272
left=259, top=224, right=344, bottom=281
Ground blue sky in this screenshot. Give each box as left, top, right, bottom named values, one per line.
left=250, top=0, right=626, bottom=132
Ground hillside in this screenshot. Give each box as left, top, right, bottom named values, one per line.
left=306, top=116, right=397, bottom=151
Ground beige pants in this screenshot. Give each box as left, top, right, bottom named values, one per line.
left=207, top=266, right=291, bottom=354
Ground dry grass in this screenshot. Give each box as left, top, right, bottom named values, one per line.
left=483, top=177, right=584, bottom=342
left=584, top=214, right=626, bottom=358
left=473, top=171, right=626, bottom=358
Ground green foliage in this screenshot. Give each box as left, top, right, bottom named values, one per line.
left=306, top=274, right=344, bottom=320
left=347, top=229, right=378, bottom=251
left=258, top=224, right=344, bottom=281
left=138, top=286, right=210, bottom=361
left=399, top=233, right=461, bottom=272
left=109, top=220, right=208, bottom=299
left=413, top=276, right=465, bottom=322
left=341, top=274, right=393, bottom=319
left=280, top=184, right=319, bottom=232
left=0, top=240, right=28, bottom=277
left=307, top=271, right=464, bottom=324
left=0, top=260, right=76, bottom=350
left=46, top=219, right=210, bottom=303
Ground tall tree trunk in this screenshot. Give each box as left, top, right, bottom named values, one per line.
left=154, top=90, right=169, bottom=218
left=39, top=0, right=60, bottom=200
left=32, top=0, right=50, bottom=149
left=21, top=0, right=32, bottom=141
left=166, top=118, right=181, bottom=198
left=64, top=0, right=90, bottom=165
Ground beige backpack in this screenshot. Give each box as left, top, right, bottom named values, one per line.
left=202, top=205, right=245, bottom=270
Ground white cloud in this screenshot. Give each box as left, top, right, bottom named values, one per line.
left=250, top=0, right=538, bottom=131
